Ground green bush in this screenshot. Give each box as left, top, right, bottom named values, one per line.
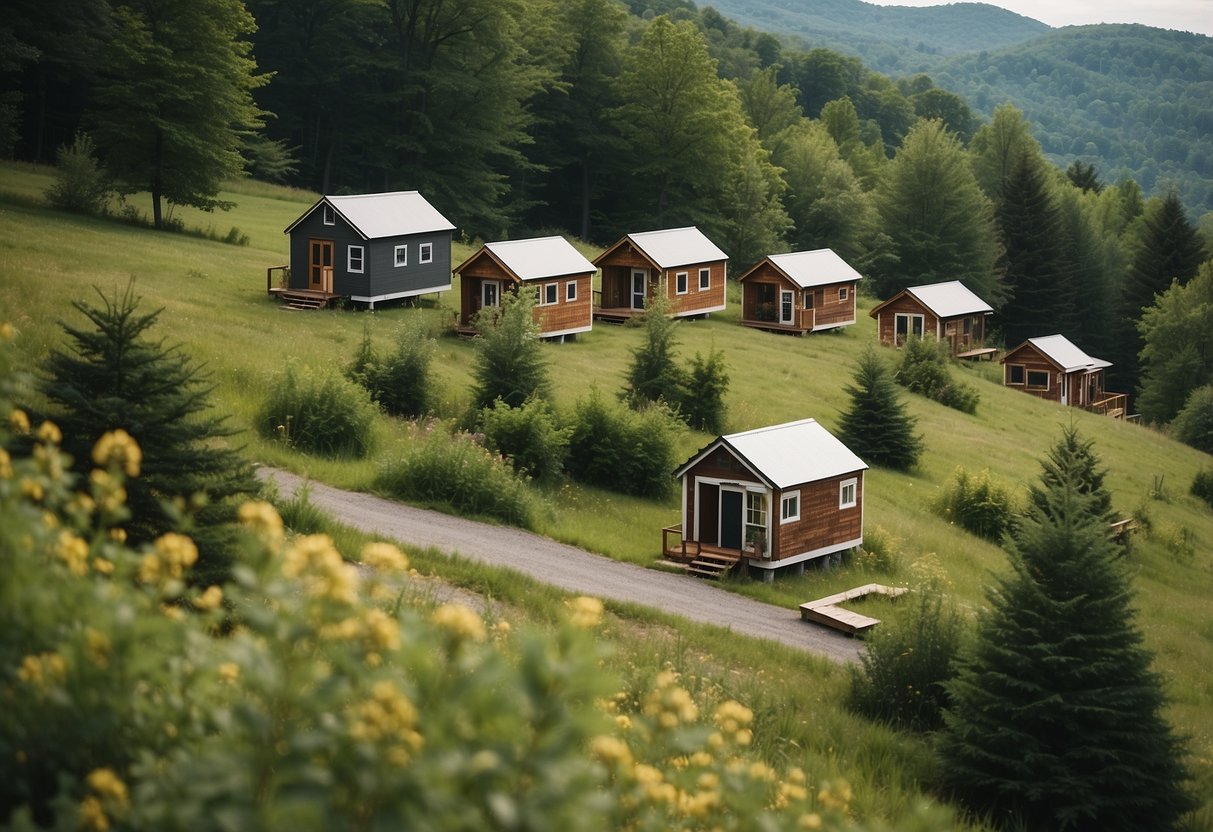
left=932, top=467, right=1018, bottom=541
left=1172, top=384, right=1213, bottom=454
left=375, top=423, right=537, bottom=527
left=566, top=388, right=680, bottom=498
left=45, top=133, right=111, bottom=214
left=257, top=363, right=377, bottom=458
left=479, top=397, right=569, bottom=483
left=896, top=337, right=979, bottom=414
left=1191, top=469, right=1213, bottom=510
left=366, top=320, right=437, bottom=419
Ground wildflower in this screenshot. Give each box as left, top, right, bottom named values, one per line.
left=799, top=813, right=823, bottom=829
left=778, top=781, right=809, bottom=806
left=109, top=528, right=126, bottom=544
left=84, top=628, right=111, bottom=668
left=816, top=779, right=853, bottom=812
left=9, top=408, right=30, bottom=435
left=160, top=604, right=184, bottom=621
left=282, top=535, right=358, bottom=603
left=92, top=557, right=114, bottom=576
left=431, top=603, right=486, bottom=643
left=154, top=533, right=198, bottom=579
left=749, top=761, right=776, bottom=782
left=90, top=470, right=127, bottom=514
left=348, top=680, right=423, bottom=764
left=0, top=448, right=12, bottom=478
left=218, top=662, right=240, bottom=684
left=567, top=595, right=604, bottom=628
left=78, top=796, right=108, bottom=831
left=36, top=421, right=61, bottom=445
left=590, top=735, right=634, bottom=768
left=92, top=429, right=142, bottom=477
left=55, top=531, right=90, bottom=576
left=194, top=586, right=224, bottom=611
left=86, top=768, right=129, bottom=809
left=364, top=608, right=400, bottom=651
left=20, top=478, right=43, bottom=502
left=0, top=321, right=13, bottom=340
left=138, top=553, right=161, bottom=585
left=238, top=501, right=284, bottom=546
left=17, top=652, right=67, bottom=692
left=614, top=714, right=632, bottom=731
left=361, top=541, right=408, bottom=572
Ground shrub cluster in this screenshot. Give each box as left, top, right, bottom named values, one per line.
left=479, top=397, right=569, bottom=484
left=932, top=467, right=1019, bottom=540
left=566, top=388, right=680, bottom=499
left=375, top=422, right=538, bottom=527
left=1172, top=384, right=1213, bottom=454
left=896, top=337, right=979, bottom=414
left=1191, top=469, right=1213, bottom=510
left=347, top=321, right=436, bottom=419
left=257, top=363, right=377, bottom=458
left=45, top=133, right=111, bottom=215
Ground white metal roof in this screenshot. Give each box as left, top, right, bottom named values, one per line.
left=905, top=281, right=993, bottom=318
left=627, top=227, right=728, bottom=269
left=288, top=191, right=455, bottom=239
left=1024, top=334, right=1112, bottom=373
left=676, top=418, right=867, bottom=489
left=483, top=236, right=596, bottom=282
left=766, top=248, right=864, bottom=289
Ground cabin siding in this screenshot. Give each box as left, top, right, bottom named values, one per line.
left=874, top=295, right=941, bottom=346
left=773, top=474, right=863, bottom=560
left=1002, top=344, right=1063, bottom=403
left=682, top=451, right=763, bottom=546
left=594, top=239, right=726, bottom=318
left=287, top=208, right=362, bottom=292
left=738, top=263, right=857, bottom=332
left=456, top=248, right=592, bottom=337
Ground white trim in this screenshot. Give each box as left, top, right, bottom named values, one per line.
left=838, top=286, right=848, bottom=301
left=811, top=317, right=855, bottom=332
left=566, top=280, right=578, bottom=301
left=394, top=244, right=408, bottom=267
left=747, top=536, right=863, bottom=571
left=780, top=492, right=800, bottom=524
left=322, top=204, right=335, bottom=225
left=1006, top=363, right=1026, bottom=386
left=839, top=477, right=858, bottom=510
left=540, top=323, right=593, bottom=340
left=894, top=312, right=924, bottom=344
left=779, top=289, right=795, bottom=325
left=482, top=280, right=501, bottom=308
left=348, top=244, right=365, bottom=273
left=543, top=283, right=558, bottom=306
left=698, top=267, right=710, bottom=290
left=419, top=242, right=433, bottom=264
left=676, top=271, right=689, bottom=295
left=672, top=302, right=726, bottom=318
left=349, top=283, right=451, bottom=309
left=1026, top=369, right=1050, bottom=391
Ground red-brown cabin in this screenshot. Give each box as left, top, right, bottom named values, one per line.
left=454, top=236, right=596, bottom=341
left=737, top=248, right=861, bottom=335
left=592, top=227, right=727, bottom=322
left=663, top=419, right=867, bottom=582
left=869, top=281, right=994, bottom=357
left=1000, top=334, right=1127, bottom=418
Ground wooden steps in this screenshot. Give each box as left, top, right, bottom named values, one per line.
left=276, top=290, right=335, bottom=310
left=686, top=550, right=740, bottom=579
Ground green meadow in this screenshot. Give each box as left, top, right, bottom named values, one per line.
left=3, top=163, right=1211, bottom=827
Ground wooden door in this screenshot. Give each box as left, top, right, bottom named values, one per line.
left=309, top=239, right=334, bottom=292
left=720, top=489, right=743, bottom=550
left=698, top=483, right=719, bottom=546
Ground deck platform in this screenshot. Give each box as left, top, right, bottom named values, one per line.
left=799, top=583, right=908, bottom=635
left=956, top=347, right=997, bottom=361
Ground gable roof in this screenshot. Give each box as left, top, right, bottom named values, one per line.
left=465, top=236, right=595, bottom=282
left=674, top=418, right=867, bottom=490
left=285, top=191, right=455, bottom=240
left=870, top=280, right=993, bottom=319
left=741, top=248, right=864, bottom=289
left=1005, top=334, right=1111, bottom=373
left=594, top=227, right=727, bottom=270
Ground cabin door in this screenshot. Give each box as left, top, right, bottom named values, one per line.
left=631, top=270, right=647, bottom=310
left=309, top=239, right=334, bottom=292
left=719, top=489, right=743, bottom=551
left=779, top=290, right=795, bottom=325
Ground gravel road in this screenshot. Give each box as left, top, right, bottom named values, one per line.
left=258, top=467, right=863, bottom=664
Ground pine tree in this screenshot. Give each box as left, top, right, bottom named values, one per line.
left=471, top=288, right=550, bottom=410
left=622, top=294, right=686, bottom=410
left=38, top=284, right=257, bottom=584
left=939, top=430, right=1194, bottom=830
left=838, top=346, right=922, bottom=470
left=1028, top=423, right=1114, bottom=524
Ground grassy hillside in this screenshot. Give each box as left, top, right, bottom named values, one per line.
left=3, top=164, right=1211, bottom=825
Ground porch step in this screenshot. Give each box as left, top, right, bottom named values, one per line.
left=686, top=550, right=740, bottom=579
left=281, top=295, right=328, bottom=310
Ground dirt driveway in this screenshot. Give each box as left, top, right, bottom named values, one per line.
left=258, top=467, right=863, bottom=664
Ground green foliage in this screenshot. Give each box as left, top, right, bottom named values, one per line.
left=895, top=337, right=979, bottom=414
left=1171, top=384, right=1213, bottom=454
left=472, top=289, right=550, bottom=411
left=1066, top=160, right=1102, bottom=194
left=37, top=283, right=257, bottom=585
left=623, top=296, right=685, bottom=409
left=375, top=423, right=537, bottom=528
left=1136, top=262, right=1213, bottom=425
left=682, top=347, right=730, bottom=435
left=932, top=467, right=1018, bottom=541
left=1191, top=468, right=1213, bottom=511
left=566, top=388, right=679, bottom=498
left=357, top=319, right=436, bottom=419
left=479, top=397, right=570, bottom=484
left=257, top=363, right=377, bottom=459
left=839, top=347, right=922, bottom=471
left=240, top=134, right=298, bottom=183
left=1029, top=424, right=1115, bottom=524
left=44, top=133, right=110, bottom=214
left=968, top=103, right=1043, bottom=204
left=939, top=429, right=1195, bottom=830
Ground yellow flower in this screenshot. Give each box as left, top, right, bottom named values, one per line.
left=36, top=421, right=61, bottom=445
left=364, top=609, right=400, bottom=651
left=347, top=680, right=424, bottom=763
left=238, top=501, right=284, bottom=546
left=632, top=763, right=663, bottom=787
left=92, top=429, right=142, bottom=477
left=799, top=813, right=823, bottom=829
left=282, top=535, right=358, bottom=603
left=86, top=768, right=129, bottom=809
left=92, top=557, right=114, bottom=576
left=218, top=662, right=240, bottom=684
left=0, top=448, right=12, bottom=478
left=90, top=470, right=127, bottom=514
left=566, top=595, right=604, bottom=628
left=138, top=553, right=161, bottom=585
left=816, top=779, right=853, bottom=812
left=589, top=735, right=633, bottom=767
left=108, top=528, right=126, bottom=544
left=154, top=533, right=198, bottom=578
left=361, top=541, right=408, bottom=572
left=713, top=700, right=754, bottom=734
left=17, top=652, right=67, bottom=692
left=431, top=603, right=487, bottom=643
left=0, top=321, right=13, bottom=341
left=614, top=714, right=632, bottom=731
left=78, top=795, right=108, bottom=831
left=20, top=478, right=43, bottom=502
left=8, top=408, right=30, bottom=435
left=84, top=628, right=111, bottom=668
left=55, top=531, right=90, bottom=576
left=194, top=586, right=224, bottom=611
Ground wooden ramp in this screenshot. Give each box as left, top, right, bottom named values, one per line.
left=799, top=583, right=908, bottom=635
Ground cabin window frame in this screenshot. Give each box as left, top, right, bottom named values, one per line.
left=1007, top=364, right=1026, bottom=385
left=566, top=281, right=577, bottom=302
left=839, top=286, right=849, bottom=302
left=675, top=271, right=689, bottom=295
left=780, top=493, right=800, bottom=524
left=419, top=242, right=433, bottom=264
left=322, top=204, right=335, bottom=225
left=699, top=268, right=711, bottom=290
left=745, top=492, right=768, bottom=545
left=894, top=313, right=925, bottom=345
left=348, top=245, right=365, bottom=274
left=839, top=478, right=858, bottom=510
left=394, top=244, right=408, bottom=268
left=1026, top=369, right=1050, bottom=390
left=544, top=283, right=558, bottom=305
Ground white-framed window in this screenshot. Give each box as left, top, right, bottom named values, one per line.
left=394, top=244, right=407, bottom=267
left=1007, top=364, right=1025, bottom=385
left=482, top=280, right=500, bottom=308
left=839, top=478, right=857, bottom=509
left=676, top=271, right=688, bottom=295
left=745, top=492, right=767, bottom=542
left=544, top=283, right=558, bottom=305
left=699, top=268, right=710, bottom=290
left=348, top=245, right=364, bottom=273
left=894, top=313, right=925, bottom=344
left=780, top=493, right=800, bottom=524
left=839, top=286, right=849, bottom=301
left=1027, top=370, right=1050, bottom=390
left=419, top=242, right=433, bottom=264
left=322, top=204, right=335, bottom=225
left=566, top=281, right=577, bottom=301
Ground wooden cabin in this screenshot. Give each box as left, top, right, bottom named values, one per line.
left=663, top=419, right=867, bottom=582
left=1001, top=334, right=1126, bottom=417
left=453, top=236, right=596, bottom=340
left=737, top=248, right=861, bottom=334
left=592, top=227, right=727, bottom=322
left=869, top=281, right=994, bottom=356
left=277, top=191, right=454, bottom=309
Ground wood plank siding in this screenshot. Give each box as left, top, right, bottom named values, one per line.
left=456, top=248, right=592, bottom=338
left=738, top=262, right=857, bottom=334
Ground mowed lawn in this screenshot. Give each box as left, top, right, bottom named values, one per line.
left=3, top=162, right=1212, bottom=820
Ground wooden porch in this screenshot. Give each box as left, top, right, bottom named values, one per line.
left=661, top=525, right=742, bottom=579
left=593, top=291, right=643, bottom=323
left=1086, top=392, right=1128, bottom=420
left=741, top=308, right=816, bottom=335
left=266, top=264, right=341, bottom=309
left=799, top=583, right=909, bottom=635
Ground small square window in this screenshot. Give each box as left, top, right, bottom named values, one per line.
left=322, top=204, right=335, bottom=225
left=781, top=493, right=800, bottom=523
left=839, top=478, right=857, bottom=509
left=839, top=286, right=848, bottom=301
left=544, top=283, right=558, bottom=305
left=394, top=245, right=407, bottom=267
left=348, top=245, right=364, bottom=274
left=419, top=242, right=433, bottom=264
left=1027, top=370, right=1050, bottom=390
left=566, top=281, right=577, bottom=301
left=1008, top=364, right=1025, bottom=385
left=676, top=272, right=688, bottom=295
left=699, top=268, right=710, bottom=290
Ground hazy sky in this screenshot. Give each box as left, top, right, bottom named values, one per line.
left=863, top=0, right=1213, bottom=37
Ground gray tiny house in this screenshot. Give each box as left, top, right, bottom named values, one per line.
left=277, top=191, right=455, bottom=308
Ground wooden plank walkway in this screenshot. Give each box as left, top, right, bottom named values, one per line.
left=799, top=583, right=909, bottom=635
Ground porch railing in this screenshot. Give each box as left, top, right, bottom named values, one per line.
left=1086, top=392, right=1128, bottom=419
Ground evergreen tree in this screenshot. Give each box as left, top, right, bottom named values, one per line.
left=838, top=346, right=922, bottom=471
left=1136, top=262, right=1213, bottom=424
left=997, top=150, right=1080, bottom=346
left=681, top=348, right=729, bottom=435
left=1028, top=423, right=1114, bottom=523
left=1066, top=160, right=1103, bottom=193
left=1054, top=185, right=1122, bottom=360
left=471, top=288, right=550, bottom=411
left=38, top=284, right=257, bottom=584
left=969, top=103, right=1042, bottom=204
left=622, top=294, right=686, bottom=409
left=939, top=430, right=1194, bottom=830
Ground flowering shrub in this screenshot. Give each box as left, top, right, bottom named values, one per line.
left=256, top=363, right=378, bottom=458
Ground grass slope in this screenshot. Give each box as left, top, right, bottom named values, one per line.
left=3, top=164, right=1211, bottom=826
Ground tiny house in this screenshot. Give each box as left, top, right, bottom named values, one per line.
left=737, top=248, right=861, bottom=334
left=278, top=191, right=454, bottom=308
left=454, top=236, right=595, bottom=340
left=592, top=227, right=727, bottom=321
left=869, top=281, right=994, bottom=356
left=663, top=419, right=867, bottom=582
left=1001, top=334, right=1126, bottom=417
